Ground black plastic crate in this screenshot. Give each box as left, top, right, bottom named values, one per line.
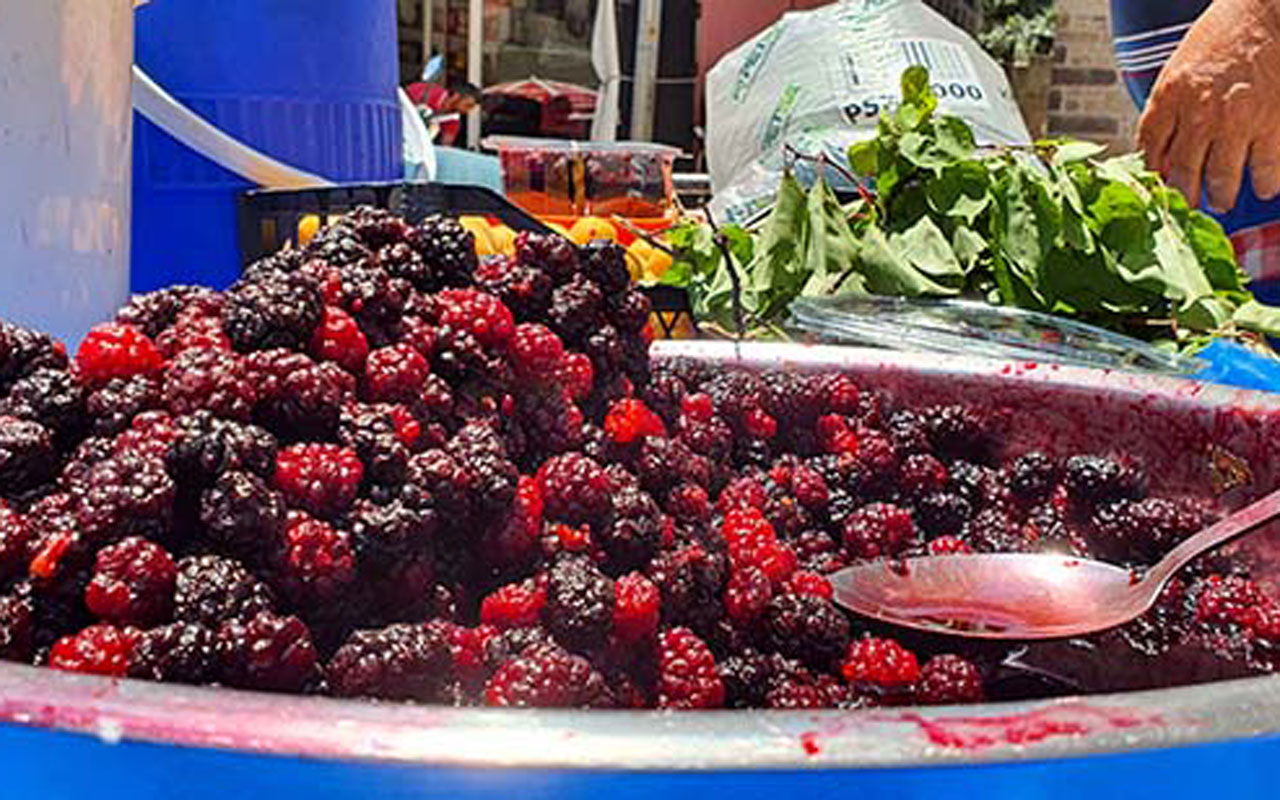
left=238, top=182, right=551, bottom=262
left=237, top=181, right=698, bottom=338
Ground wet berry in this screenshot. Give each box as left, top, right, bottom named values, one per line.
left=604, top=398, right=666, bottom=445
left=309, top=306, right=369, bottom=375
left=761, top=594, right=850, bottom=671
left=481, top=580, right=547, bottom=629
left=174, top=555, right=274, bottom=627
left=484, top=642, right=609, bottom=708
left=129, top=622, right=218, bottom=684
left=274, top=444, right=363, bottom=520
left=364, top=344, right=431, bottom=404
left=842, top=503, right=917, bottom=560
left=199, top=470, right=286, bottom=560
left=537, top=453, right=615, bottom=525
left=223, top=275, right=324, bottom=353
left=0, top=416, right=57, bottom=500
left=613, top=572, right=660, bottom=643
left=509, top=323, right=565, bottom=383
left=166, top=412, right=277, bottom=488
left=48, top=623, right=137, bottom=676
left=656, top=627, right=724, bottom=709
left=328, top=623, right=453, bottom=701
left=275, top=512, right=356, bottom=607
left=163, top=347, right=256, bottom=421
left=544, top=556, right=615, bottom=652
left=216, top=611, right=317, bottom=692
left=86, top=375, right=162, bottom=437
left=85, top=537, right=176, bottom=627
left=75, top=323, right=162, bottom=387
left=842, top=637, right=920, bottom=687
left=437, top=289, right=515, bottom=349
left=724, top=566, right=772, bottom=625
left=915, top=654, right=984, bottom=704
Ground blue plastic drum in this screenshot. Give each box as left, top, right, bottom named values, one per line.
left=131, top=0, right=402, bottom=291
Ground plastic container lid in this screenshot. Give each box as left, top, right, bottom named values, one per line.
left=790, top=295, right=1204, bottom=376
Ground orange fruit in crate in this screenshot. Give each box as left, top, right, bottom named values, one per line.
left=627, top=241, right=650, bottom=282
left=569, top=216, right=619, bottom=245
left=626, top=239, right=675, bottom=283
left=644, top=246, right=674, bottom=283
left=459, top=216, right=499, bottom=256
left=297, top=214, right=322, bottom=247
left=489, top=224, right=517, bottom=256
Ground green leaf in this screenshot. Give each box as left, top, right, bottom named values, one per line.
left=1089, top=181, right=1150, bottom=248
left=748, top=171, right=809, bottom=297
left=1040, top=248, right=1153, bottom=315
left=925, top=161, right=992, bottom=224
left=991, top=166, right=1049, bottom=302
left=898, top=118, right=976, bottom=172
left=1152, top=211, right=1215, bottom=309
left=1184, top=211, right=1244, bottom=291
left=951, top=225, right=988, bottom=271
left=1233, top=300, right=1280, bottom=337
left=895, top=66, right=937, bottom=130
left=658, top=259, right=692, bottom=287
left=854, top=227, right=958, bottom=297
left=892, top=215, right=964, bottom=284
left=720, top=224, right=756, bottom=268
left=802, top=265, right=868, bottom=298
left=1048, top=140, right=1107, bottom=166
left=848, top=139, right=879, bottom=177
left=934, top=117, right=977, bottom=159
left=1175, top=295, right=1231, bottom=331
left=990, top=252, right=1044, bottom=309
left=798, top=176, right=862, bottom=308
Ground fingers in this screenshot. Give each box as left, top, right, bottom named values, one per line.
left=1250, top=135, right=1280, bottom=200
left=1137, top=98, right=1177, bottom=175
left=1164, top=118, right=1212, bottom=208
left=1204, top=131, right=1251, bottom=212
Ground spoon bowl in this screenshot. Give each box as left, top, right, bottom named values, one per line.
left=829, top=487, right=1280, bottom=640
left=829, top=554, right=1144, bottom=640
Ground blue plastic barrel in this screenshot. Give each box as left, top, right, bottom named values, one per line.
left=4, top=722, right=1280, bottom=800
left=132, top=0, right=402, bottom=291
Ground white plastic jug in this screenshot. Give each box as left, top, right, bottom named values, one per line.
left=0, top=0, right=135, bottom=347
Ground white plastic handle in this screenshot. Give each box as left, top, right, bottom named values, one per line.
left=131, top=66, right=332, bottom=189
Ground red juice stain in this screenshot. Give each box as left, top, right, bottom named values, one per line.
left=800, top=731, right=822, bottom=756
left=895, top=704, right=1159, bottom=751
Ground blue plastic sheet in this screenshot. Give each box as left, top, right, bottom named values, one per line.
left=1190, top=340, right=1280, bottom=393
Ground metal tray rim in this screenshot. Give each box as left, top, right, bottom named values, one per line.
left=4, top=341, right=1280, bottom=770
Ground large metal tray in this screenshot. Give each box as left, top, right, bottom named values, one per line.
left=6, top=341, right=1280, bottom=777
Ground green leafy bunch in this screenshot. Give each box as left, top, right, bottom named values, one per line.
left=979, top=0, right=1056, bottom=67
left=664, top=67, right=1280, bottom=351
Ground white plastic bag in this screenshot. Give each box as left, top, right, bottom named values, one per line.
left=705, top=0, right=1031, bottom=224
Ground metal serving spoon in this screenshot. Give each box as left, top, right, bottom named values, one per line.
left=829, top=488, right=1280, bottom=640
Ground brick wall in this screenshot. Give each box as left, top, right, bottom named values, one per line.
left=1047, top=0, right=1138, bottom=154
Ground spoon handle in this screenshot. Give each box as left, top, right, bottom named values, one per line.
left=1146, top=487, right=1280, bottom=590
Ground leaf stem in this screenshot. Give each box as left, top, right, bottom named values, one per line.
left=705, top=208, right=748, bottom=349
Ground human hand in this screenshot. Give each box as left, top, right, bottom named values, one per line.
left=1137, top=0, right=1280, bottom=212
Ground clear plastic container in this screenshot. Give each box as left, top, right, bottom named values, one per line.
left=791, top=295, right=1204, bottom=376
left=485, top=136, right=680, bottom=219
